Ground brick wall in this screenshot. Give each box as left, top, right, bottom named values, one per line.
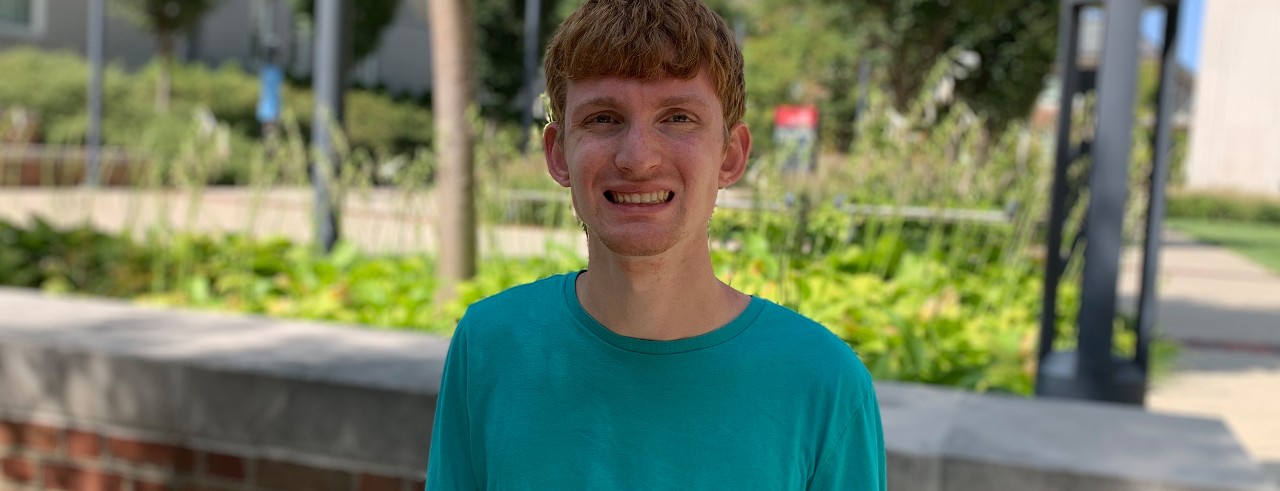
left=0, top=146, right=140, bottom=186
left=0, top=418, right=425, bottom=491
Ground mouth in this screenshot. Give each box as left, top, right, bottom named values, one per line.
left=605, top=190, right=674, bottom=204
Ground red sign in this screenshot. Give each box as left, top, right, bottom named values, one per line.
left=773, top=105, right=818, bottom=129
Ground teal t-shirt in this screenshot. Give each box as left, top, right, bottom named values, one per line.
left=427, top=272, right=885, bottom=490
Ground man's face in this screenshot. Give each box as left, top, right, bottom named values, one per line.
left=544, top=70, right=750, bottom=258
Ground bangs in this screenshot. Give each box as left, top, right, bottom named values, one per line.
left=544, top=0, right=743, bottom=125
left=564, top=4, right=706, bottom=83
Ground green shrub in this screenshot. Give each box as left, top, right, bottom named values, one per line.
left=0, top=215, right=1046, bottom=393
left=0, top=217, right=151, bottom=296
left=0, top=48, right=432, bottom=174
left=0, top=44, right=1173, bottom=396
left=1167, top=190, right=1280, bottom=225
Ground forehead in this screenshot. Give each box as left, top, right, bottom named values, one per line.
left=564, top=71, right=721, bottom=114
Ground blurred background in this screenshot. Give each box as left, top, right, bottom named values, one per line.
left=0, top=0, right=1277, bottom=489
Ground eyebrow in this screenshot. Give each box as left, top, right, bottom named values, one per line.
left=572, top=96, right=622, bottom=117
left=656, top=95, right=710, bottom=110
left=569, top=94, right=711, bottom=119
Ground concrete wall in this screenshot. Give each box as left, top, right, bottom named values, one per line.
left=0, top=288, right=1275, bottom=491
left=1186, top=0, right=1280, bottom=196
left=0, top=287, right=448, bottom=490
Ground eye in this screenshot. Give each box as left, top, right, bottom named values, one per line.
left=669, top=113, right=693, bottom=123
left=590, top=114, right=616, bottom=124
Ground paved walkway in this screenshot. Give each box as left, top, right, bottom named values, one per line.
left=0, top=187, right=588, bottom=257
left=1121, top=231, right=1280, bottom=485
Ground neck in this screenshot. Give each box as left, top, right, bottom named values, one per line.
left=577, top=238, right=749, bottom=341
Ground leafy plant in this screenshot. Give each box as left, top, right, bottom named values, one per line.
left=0, top=48, right=432, bottom=179
left=287, top=0, right=400, bottom=64
left=0, top=41, right=1182, bottom=397
left=1167, top=190, right=1280, bottom=225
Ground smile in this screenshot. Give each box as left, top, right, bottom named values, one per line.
left=605, top=191, right=674, bottom=204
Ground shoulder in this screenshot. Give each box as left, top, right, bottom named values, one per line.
left=463, top=272, right=568, bottom=318
left=751, top=299, right=864, bottom=363
left=747, top=298, right=875, bottom=389
left=455, top=272, right=574, bottom=338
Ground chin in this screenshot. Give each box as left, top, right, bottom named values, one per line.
left=593, top=229, right=680, bottom=258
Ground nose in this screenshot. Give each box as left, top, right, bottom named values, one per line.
left=614, top=124, right=661, bottom=177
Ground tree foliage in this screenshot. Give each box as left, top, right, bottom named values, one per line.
left=111, top=0, right=222, bottom=111
left=740, top=0, right=864, bottom=151
left=288, top=0, right=400, bottom=63
left=110, top=0, right=219, bottom=38
left=287, top=0, right=562, bottom=122
left=864, top=0, right=1058, bottom=133
left=474, top=0, right=564, bottom=120
left=738, top=0, right=1057, bottom=151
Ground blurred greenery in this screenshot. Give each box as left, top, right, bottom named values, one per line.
left=475, top=0, right=565, bottom=121
left=110, top=0, right=219, bottom=38
left=0, top=77, right=1176, bottom=395
left=110, top=0, right=222, bottom=111
left=3, top=0, right=1067, bottom=157
left=0, top=210, right=1053, bottom=394
left=288, top=0, right=400, bottom=64
left=1167, top=190, right=1280, bottom=225
left=735, top=0, right=1056, bottom=152
left=0, top=48, right=432, bottom=183
left=0, top=2, right=1189, bottom=396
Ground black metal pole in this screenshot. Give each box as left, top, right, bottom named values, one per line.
left=1136, top=2, right=1182, bottom=372
left=1075, top=0, right=1143, bottom=400
left=1038, top=0, right=1082, bottom=363
left=311, top=0, right=348, bottom=253
left=85, top=0, right=105, bottom=187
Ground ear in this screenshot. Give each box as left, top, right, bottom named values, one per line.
left=544, top=122, right=571, bottom=187
left=719, top=122, right=751, bottom=188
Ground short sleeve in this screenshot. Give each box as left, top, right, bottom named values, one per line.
left=809, top=379, right=887, bottom=490
left=426, top=321, right=479, bottom=490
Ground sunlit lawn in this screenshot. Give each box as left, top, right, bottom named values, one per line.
left=1168, top=218, right=1280, bottom=274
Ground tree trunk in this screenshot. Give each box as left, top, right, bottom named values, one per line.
left=428, top=0, right=477, bottom=303
left=155, top=31, right=173, bottom=112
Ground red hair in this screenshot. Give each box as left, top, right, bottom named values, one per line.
left=543, top=0, right=745, bottom=127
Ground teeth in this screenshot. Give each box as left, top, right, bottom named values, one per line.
left=611, top=191, right=671, bottom=204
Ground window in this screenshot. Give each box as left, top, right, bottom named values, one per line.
left=0, top=0, right=45, bottom=37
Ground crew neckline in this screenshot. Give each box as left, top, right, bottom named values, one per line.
left=562, top=270, right=764, bottom=355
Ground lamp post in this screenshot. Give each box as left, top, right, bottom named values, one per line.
left=310, top=0, right=351, bottom=253
left=85, top=0, right=105, bottom=187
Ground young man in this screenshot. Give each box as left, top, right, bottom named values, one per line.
left=427, top=0, right=886, bottom=488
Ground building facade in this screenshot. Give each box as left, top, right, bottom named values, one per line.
left=1185, top=0, right=1280, bottom=196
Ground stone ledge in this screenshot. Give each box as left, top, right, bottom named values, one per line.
left=0, top=287, right=448, bottom=478
left=0, top=287, right=1275, bottom=489
left=879, top=374, right=1276, bottom=490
